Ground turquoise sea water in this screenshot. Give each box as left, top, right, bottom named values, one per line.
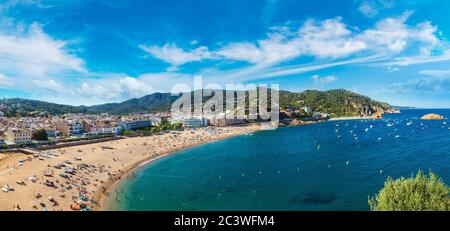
left=107, top=109, right=450, bottom=211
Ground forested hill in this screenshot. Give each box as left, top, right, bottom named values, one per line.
left=0, top=89, right=395, bottom=117
left=279, top=89, right=394, bottom=117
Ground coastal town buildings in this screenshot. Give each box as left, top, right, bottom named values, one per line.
left=180, top=117, right=207, bottom=128
left=5, top=127, right=32, bottom=143
left=118, top=119, right=152, bottom=130
left=302, top=107, right=312, bottom=115
left=0, top=109, right=258, bottom=148
left=44, top=128, right=59, bottom=138
left=209, top=117, right=247, bottom=126
left=90, top=126, right=123, bottom=135
left=208, top=113, right=247, bottom=127
left=56, top=120, right=84, bottom=137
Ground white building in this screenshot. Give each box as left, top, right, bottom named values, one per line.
left=180, top=117, right=207, bottom=128
left=56, top=120, right=84, bottom=137
left=91, top=126, right=123, bottom=135
left=5, top=128, right=32, bottom=144
left=302, top=107, right=312, bottom=115
left=118, top=120, right=152, bottom=130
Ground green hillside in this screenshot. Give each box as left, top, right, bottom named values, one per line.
left=0, top=89, right=394, bottom=117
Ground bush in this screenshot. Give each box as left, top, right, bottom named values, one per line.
left=32, top=129, right=48, bottom=141
left=369, top=170, right=450, bottom=211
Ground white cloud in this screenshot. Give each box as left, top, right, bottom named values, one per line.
left=0, top=73, right=13, bottom=87
left=218, top=18, right=367, bottom=64
left=359, top=12, right=440, bottom=54
left=217, top=42, right=264, bottom=64
left=0, top=0, right=48, bottom=12
left=73, top=74, right=162, bottom=101
left=383, top=50, right=450, bottom=66
left=32, top=79, right=65, bottom=93
left=144, top=11, right=445, bottom=78
left=418, top=69, right=450, bottom=77
left=359, top=1, right=379, bottom=18
left=77, top=82, right=118, bottom=100
left=140, top=43, right=214, bottom=67
left=119, top=77, right=153, bottom=96
left=311, top=75, right=337, bottom=85
left=358, top=0, right=396, bottom=18
left=0, top=22, right=85, bottom=78
left=386, top=69, right=450, bottom=94
left=387, top=76, right=450, bottom=94
left=298, top=18, right=367, bottom=59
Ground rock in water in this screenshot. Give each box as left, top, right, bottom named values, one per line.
left=420, top=113, right=445, bottom=120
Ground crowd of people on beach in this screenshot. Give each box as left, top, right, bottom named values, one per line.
left=0, top=125, right=259, bottom=211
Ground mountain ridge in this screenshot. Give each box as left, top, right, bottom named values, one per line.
left=0, top=89, right=395, bottom=117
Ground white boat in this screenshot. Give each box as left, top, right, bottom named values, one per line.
left=4, top=185, right=14, bottom=191
left=28, top=176, right=37, bottom=183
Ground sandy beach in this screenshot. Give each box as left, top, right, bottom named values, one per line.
left=0, top=125, right=260, bottom=211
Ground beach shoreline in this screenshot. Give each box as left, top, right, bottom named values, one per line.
left=96, top=127, right=260, bottom=211
left=0, top=115, right=388, bottom=211
left=0, top=124, right=261, bottom=211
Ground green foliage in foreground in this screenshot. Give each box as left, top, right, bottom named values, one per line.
left=369, top=170, right=450, bottom=211
left=32, top=129, right=48, bottom=141
left=120, top=118, right=183, bottom=136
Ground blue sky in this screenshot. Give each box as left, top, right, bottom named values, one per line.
left=0, top=0, right=449, bottom=107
